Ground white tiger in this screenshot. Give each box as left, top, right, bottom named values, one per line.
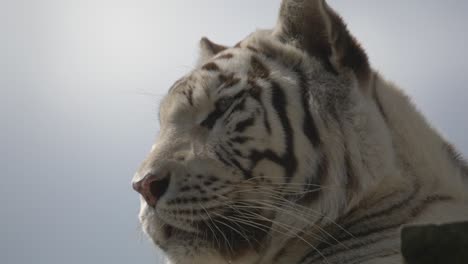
left=132, top=0, right=468, bottom=263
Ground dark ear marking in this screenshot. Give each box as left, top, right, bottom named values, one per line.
left=275, top=0, right=370, bottom=85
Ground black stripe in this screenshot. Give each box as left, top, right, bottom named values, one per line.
left=249, top=149, right=283, bottom=170
left=214, top=150, right=232, bottom=168
left=372, top=75, right=389, bottom=123
left=249, top=80, right=272, bottom=134
left=299, top=183, right=419, bottom=263
left=242, top=82, right=298, bottom=181
left=326, top=195, right=453, bottom=257
left=263, top=112, right=272, bottom=135
left=184, top=88, right=194, bottom=106
left=201, top=91, right=245, bottom=130
left=444, top=142, right=468, bottom=176
left=298, top=154, right=327, bottom=204
left=294, top=65, right=321, bottom=147
left=231, top=148, right=244, bottom=157
left=200, top=105, right=225, bottom=129
left=344, top=151, right=359, bottom=197
left=223, top=97, right=247, bottom=124
left=347, top=185, right=419, bottom=229
left=303, top=194, right=453, bottom=263
left=234, top=117, right=255, bottom=133
left=270, top=81, right=297, bottom=181
left=228, top=96, right=246, bottom=114
left=347, top=251, right=398, bottom=264
left=300, top=233, right=396, bottom=264
left=230, top=136, right=252, bottom=144
left=219, top=144, right=251, bottom=179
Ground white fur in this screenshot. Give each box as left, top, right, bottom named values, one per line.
left=133, top=1, right=467, bottom=263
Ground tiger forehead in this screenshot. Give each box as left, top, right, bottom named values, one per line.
left=170, top=51, right=271, bottom=96
left=200, top=52, right=271, bottom=82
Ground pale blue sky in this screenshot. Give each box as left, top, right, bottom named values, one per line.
left=1, top=1, right=467, bottom=263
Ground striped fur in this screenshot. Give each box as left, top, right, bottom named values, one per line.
left=133, top=1, right=468, bottom=263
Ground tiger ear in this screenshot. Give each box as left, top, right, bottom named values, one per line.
left=274, top=0, right=370, bottom=85
left=197, top=37, right=228, bottom=65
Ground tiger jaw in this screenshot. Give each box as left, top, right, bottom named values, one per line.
left=139, top=201, right=274, bottom=261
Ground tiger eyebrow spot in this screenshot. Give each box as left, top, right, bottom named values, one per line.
left=218, top=74, right=241, bottom=88
left=202, top=62, right=220, bottom=71
left=216, top=53, right=234, bottom=60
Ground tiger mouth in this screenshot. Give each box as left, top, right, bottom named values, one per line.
left=161, top=223, right=195, bottom=242
left=150, top=208, right=273, bottom=256
left=147, top=218, right=200, bottom=251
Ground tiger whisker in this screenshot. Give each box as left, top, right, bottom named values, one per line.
left=230, top=201, right=333, bottom=245
left=204, top=206, right=235, bottom=255
left=260, top=197, right=357, bottom=240
left=230, top=210, right=331, bottom=264
left=214, top=192, right=336, bottom=247
left=199, top=203, right=223, bottom=251
left=243, top=196, right=356, bottom=241
left=210, top=211, right=256, bottom=249
left=221, top=188, right=356, bottom=240
left=225, top=186, right=323, bottom=196
left=232, top=200, right=348, bottom=249
left=210, top=194, right=267, bottom=248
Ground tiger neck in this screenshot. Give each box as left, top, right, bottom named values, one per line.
left=256, top=72, right=466, bottom=264
left=370, top=72, right=464, bottom=197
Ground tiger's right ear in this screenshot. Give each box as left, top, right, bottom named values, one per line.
left=273, top=0, right=371, bottom=86
left=197, top=37, right=228, bottom=65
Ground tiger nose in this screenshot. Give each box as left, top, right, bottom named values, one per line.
left=132, top=172, right=171, bottom=207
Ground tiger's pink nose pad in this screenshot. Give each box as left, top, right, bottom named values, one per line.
left=132, top=173, right=171, bottom=207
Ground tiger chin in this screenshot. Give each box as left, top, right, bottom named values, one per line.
left=132, top=0, right=468, bottom=263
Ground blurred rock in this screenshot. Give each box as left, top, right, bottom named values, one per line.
left=401, top=222, right=468, bottom=264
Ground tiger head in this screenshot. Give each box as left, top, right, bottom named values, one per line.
left=132, top=0, right=395, bottom=263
